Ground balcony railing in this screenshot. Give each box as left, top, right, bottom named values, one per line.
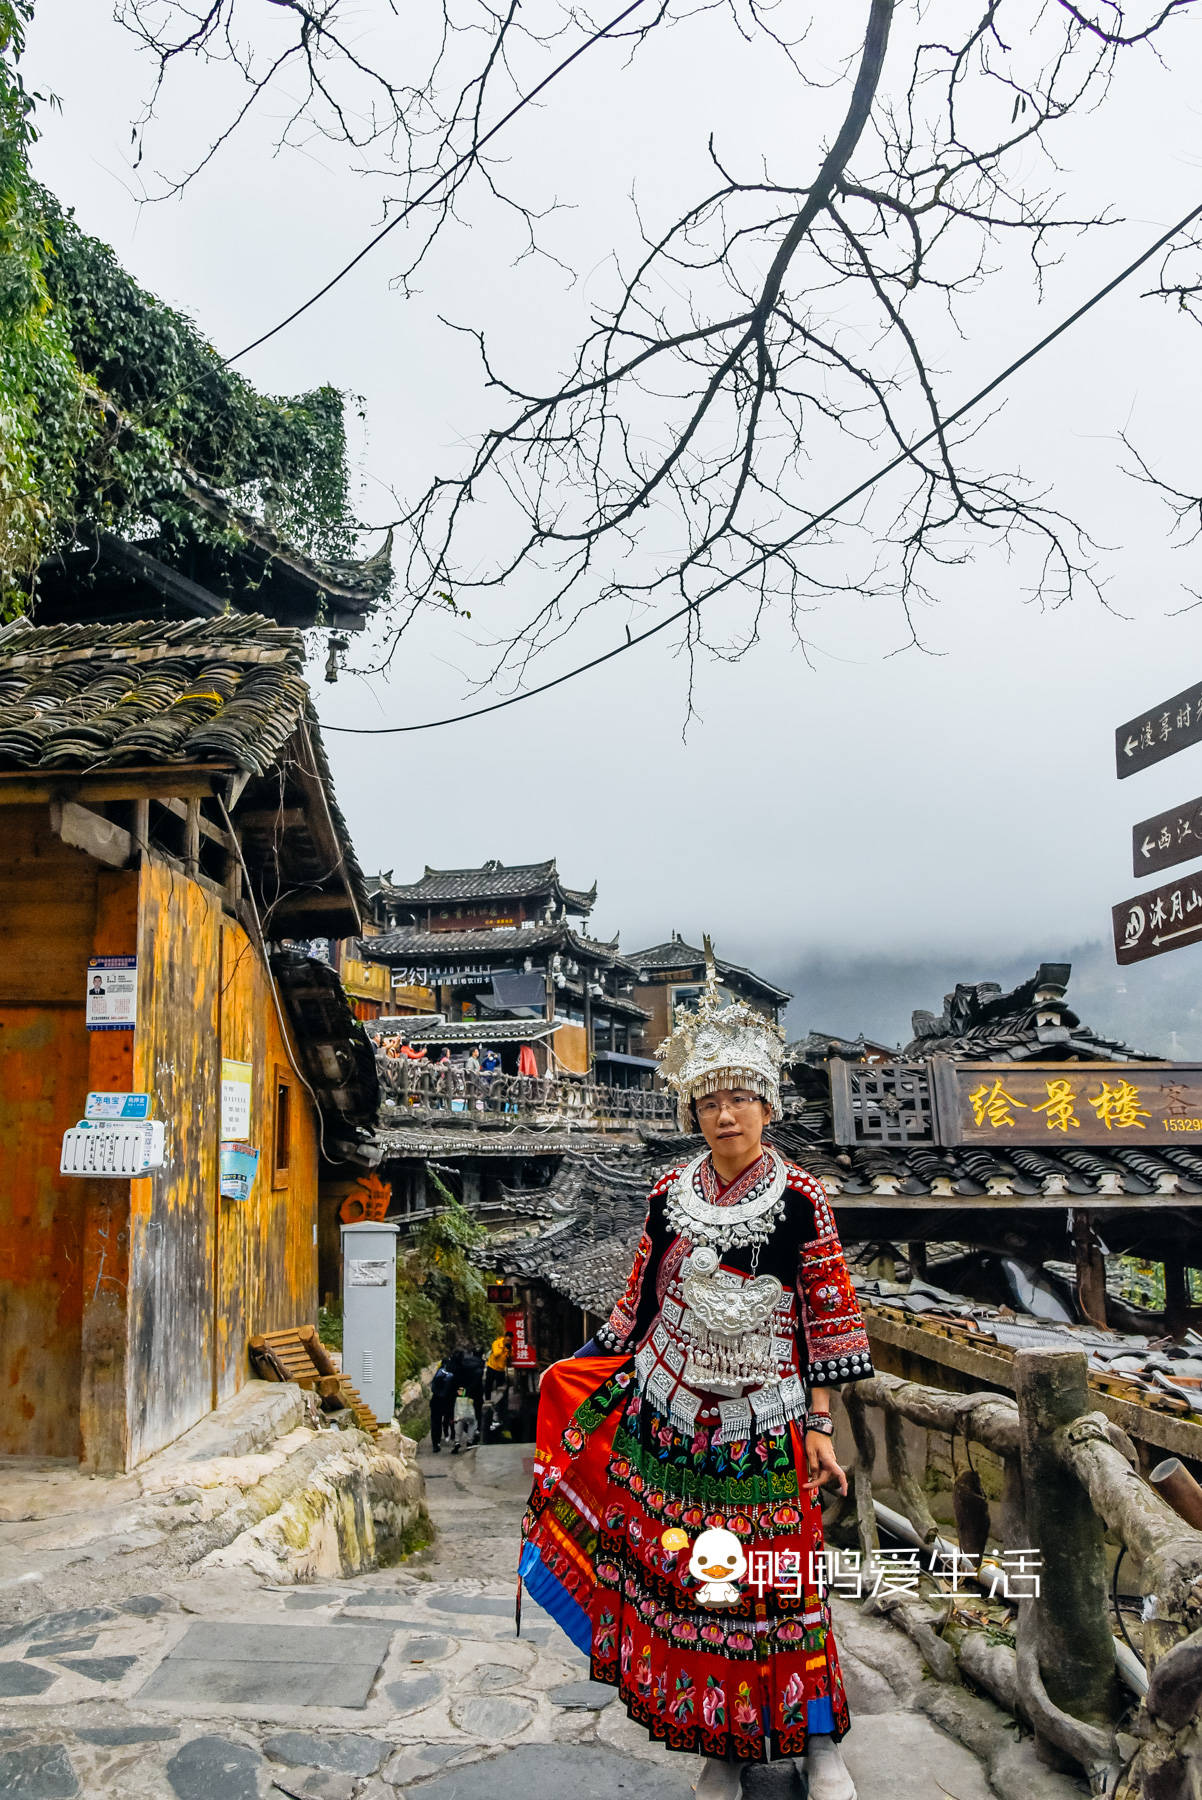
left=376, top=1054, right=675, bottom=1126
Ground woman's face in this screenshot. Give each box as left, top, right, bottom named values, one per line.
left=693, top=1088, right=769, bottom=1158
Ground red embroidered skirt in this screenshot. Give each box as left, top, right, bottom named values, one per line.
left=519, top=1355, right=851, bottom=1761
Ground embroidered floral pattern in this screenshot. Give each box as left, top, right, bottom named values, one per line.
left=521, top=1154, right=863, bottom=1763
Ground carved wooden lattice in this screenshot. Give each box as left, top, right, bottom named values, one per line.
left=829, top=1060, right=936, bottom=1146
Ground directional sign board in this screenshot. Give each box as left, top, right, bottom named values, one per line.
left=1113, top=873, right=1202, bottom=964
left=1132, top=794, right=1202, bottom=877
left=1116, top=682, right=1202, bottom=777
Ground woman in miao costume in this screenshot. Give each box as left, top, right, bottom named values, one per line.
left=518, top=950, right=874, bottom=1800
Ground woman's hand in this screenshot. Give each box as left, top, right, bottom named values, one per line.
left=803, top=1429, right=847, bottom=1495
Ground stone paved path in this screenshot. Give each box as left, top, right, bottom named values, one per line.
left=0, top=1440, right=1087, bottom=1798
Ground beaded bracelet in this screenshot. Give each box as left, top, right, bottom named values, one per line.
left=804, top=1413, right=834, bottom=1436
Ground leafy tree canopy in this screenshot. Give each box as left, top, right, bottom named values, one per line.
left=0, top=0, right=358, bottom=616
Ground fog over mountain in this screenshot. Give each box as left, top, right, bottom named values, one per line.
left=773, top=940, right=1202, bottom=1059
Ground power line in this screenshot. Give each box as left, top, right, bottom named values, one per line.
left=321, top=195, right=1202, bottom=738
left=227, top=0, right=648, bottom=364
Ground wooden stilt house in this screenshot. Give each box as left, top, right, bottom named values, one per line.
left=0, top=613, right=374, bottom=1472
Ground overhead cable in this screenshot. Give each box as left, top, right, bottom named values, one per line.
left=322, top=195, right=1202, bottom=736
left=227, top=0, right=649, bottom=363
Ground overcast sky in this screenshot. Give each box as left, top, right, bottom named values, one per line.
left=23, top=3, right=1202, bottom=1039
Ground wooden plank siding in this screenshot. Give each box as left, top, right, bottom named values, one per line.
left=125, top=856, right=221, bottom=1466
left=0, top=821, right=322, bottom=1471
left=215, top=913, right=318, bottom=1408
left=0, top=810, right=99, bottom=1458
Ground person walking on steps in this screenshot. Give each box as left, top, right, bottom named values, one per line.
left=429, top=1355, right=458, bottom=1454
left=452, top=1386, right=477, bottom=1452
left=518, top=946, right=871, bottom=1800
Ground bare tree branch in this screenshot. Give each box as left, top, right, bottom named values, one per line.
left=119, top=0, right=1200, bottom=681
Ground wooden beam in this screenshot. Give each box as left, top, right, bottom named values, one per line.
left=1071, top=1210, right=1109, bottom=1329
left=865, top=1307, right=1202, bottom=1463
left=270, top=891, right=356, bottom=915
left=237, top=807, right=308, bottom=830
left=155, top=795, right=232, bottom=849
left=184, top=798, right=200, bottom=879
left=48, top=799, right=132, bottom=869
left=0, top=764, right=234, bottom=805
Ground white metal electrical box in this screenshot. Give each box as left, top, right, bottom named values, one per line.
left=60, top=1119, right=166, bottom=1178
left=341, top=1220, right=399, bottom=1426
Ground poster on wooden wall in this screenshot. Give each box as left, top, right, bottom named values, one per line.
left=219, top=1143, right=260, bottom=1202
left=220, top=1059, right=253, bottom=1141
left=85, top=955, right=137, bottom=1030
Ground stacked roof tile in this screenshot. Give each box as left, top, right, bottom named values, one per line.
left=0, top=613, right=367, bottom=911
left=0, top=615, right=307, bottom=776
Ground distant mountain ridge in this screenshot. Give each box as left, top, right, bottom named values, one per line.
left=775, top=939, right=1202, bottom=1060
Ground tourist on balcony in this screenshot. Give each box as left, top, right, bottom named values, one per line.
left=519, top=948, right=871, bottom=1800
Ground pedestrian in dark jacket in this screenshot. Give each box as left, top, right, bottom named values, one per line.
left=429, top=1356, right=458, bottom=1453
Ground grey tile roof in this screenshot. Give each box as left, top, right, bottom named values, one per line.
left=364, top=924, right=628, bottom=967
left=374, top=857, right=596, bottom=909
left=0, top=614, right=308, bottom=774
left=377, top=1018, right=556, bottom=1045
left=0, top=613, right=367, bottom=915
left=905, top=961, right=1156, bottom=1062
left=628, top=937, right=792, bottom=1004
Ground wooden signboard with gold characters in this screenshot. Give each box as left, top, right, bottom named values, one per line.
left=932, top=1060, right=1202, bottom=1146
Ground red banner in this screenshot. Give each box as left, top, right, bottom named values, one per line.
left=503, top=1309, right=537, bottom=1367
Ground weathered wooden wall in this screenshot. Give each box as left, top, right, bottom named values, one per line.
left=215, top=912, right=318, bottom=1406
left=126, top=857, right=221, bottom=1466
left=1, top=831, right=322, bottom=1469
left=126, top=861, right=319, bottom=1463
left=0, top=810, right=98, bottom=1458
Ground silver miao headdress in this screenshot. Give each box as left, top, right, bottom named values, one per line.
left=656, top=937, right=786, bottom=1131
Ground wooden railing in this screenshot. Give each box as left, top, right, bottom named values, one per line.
left=375, top=1054, right=675, bottom=1126
left=837, top=1348, right=1202, bottom=1793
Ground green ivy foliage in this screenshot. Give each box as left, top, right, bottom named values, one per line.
left=0, top=2, right=358, bottom=615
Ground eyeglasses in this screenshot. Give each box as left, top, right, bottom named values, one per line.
left=695, top=1092, right=763, bottom=1117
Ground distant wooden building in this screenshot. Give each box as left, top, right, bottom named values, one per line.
left=0, top=614, right=375, bottom=1472
left=627, top=933, right=792, bottom=1051
left=362, top=859, right=650, bottom=1079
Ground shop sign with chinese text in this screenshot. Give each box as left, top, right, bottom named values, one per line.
left=1112, top=875, right=1202, bottom=964
left=1116, top=682, right=1202, bottom=777
left=936, top=1060, right=1198, bottom=1145
left=502, top=1309, right=538, bottom=1366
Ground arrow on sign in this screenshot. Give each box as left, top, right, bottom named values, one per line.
left=1152, top=923, right=1202, bottom=948
left=1142, top=836, right=1156, bottom=858
left=1126, top=736, right=1140, bottom=758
